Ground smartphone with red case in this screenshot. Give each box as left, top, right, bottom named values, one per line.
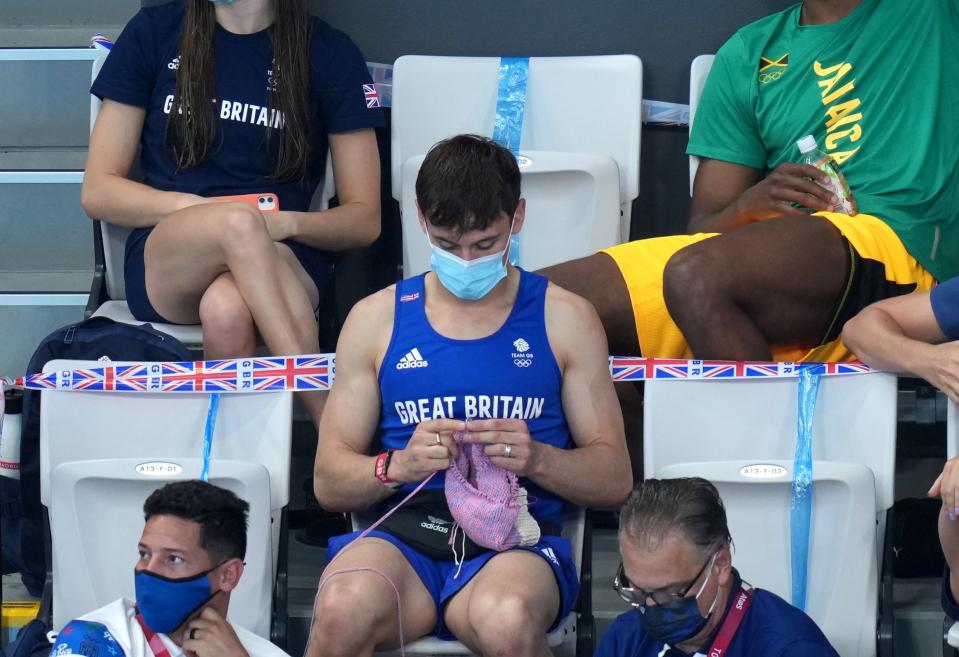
left=215, top=192, right=280, bottom=213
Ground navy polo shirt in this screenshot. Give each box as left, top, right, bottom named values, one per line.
left=594, top=570, right=839, bottom=657
left=91, top=0, right=383, bottom=212
left=931, top=277, right=959, bottom=341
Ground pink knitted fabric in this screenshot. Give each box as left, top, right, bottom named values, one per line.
left=445, top=440, right=524, bottom=551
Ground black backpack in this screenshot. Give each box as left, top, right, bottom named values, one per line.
left=0, top=618, right=54, bottom=657
left=0, top=317, right=191, bottom=594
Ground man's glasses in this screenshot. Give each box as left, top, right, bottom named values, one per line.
left=612, top=554, right=714, bottom=608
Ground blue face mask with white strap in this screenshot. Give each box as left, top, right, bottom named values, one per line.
left=634, top=556, right=720, bottom=646
left=427, top=221, right=515, bottom=300
left=135, top=567, right=219, bottom=634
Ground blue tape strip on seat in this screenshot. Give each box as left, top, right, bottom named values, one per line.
left=492, top=57, right=530, bottom=156
left=200, top=393, right=219, bottom=482
left=791, top=368, right=821, bottom=610
left=493, top=57, right=529, bottom=267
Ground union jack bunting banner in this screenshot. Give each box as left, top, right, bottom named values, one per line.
left=1, top=355, right=870, bottom=394
left=608, top=357, right=870, bottom=382
left=3, top=355, right=333, bottom=394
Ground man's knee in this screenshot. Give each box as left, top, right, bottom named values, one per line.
left=466, top=590, right=551, bottom=654
left=310, top=577, right=382, bottom=651
left=663, top=241, right=730, bottom=308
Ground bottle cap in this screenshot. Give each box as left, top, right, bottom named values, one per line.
left=796, top=135, right=818, bottom=154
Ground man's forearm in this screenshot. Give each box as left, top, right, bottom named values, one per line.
left=688, top=201, right=752, bottom=233
left=313, top=448, right=396, bottom=513
left=527, top=441, right=632, bottom=509
left=844, top=307, right=937, bottom=375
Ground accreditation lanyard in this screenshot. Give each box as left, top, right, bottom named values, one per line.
left=704, top=587, right=753, bottom=657
left=135, top=612, right=174, bottom=657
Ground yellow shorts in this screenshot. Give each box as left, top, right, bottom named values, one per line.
left=599, top=212, right=936, bottom=362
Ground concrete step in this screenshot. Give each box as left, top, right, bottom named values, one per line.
left=0, top=1, right=136, bottom=47
left=0, top=57, right=96, bottom=149
left=0, top=147, right=87, bottom=170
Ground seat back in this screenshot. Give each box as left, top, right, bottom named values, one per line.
left=40, top=359, right=292, bottom=637
left=391, top=55, right=641, bottom=275
left=644, top=373, right=898, bottom=657
left=644, top=374, right=898, bottom=512
left=688, top=54, right=715, bottom=196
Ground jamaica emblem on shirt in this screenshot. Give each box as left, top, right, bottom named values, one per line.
left=758, top=53, right=788, bottom=84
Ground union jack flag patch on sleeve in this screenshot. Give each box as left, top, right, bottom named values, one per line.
left=363, top=84, right=381, bottom=108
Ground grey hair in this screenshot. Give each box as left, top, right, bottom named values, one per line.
left=619, top=478, right=733, bottom=556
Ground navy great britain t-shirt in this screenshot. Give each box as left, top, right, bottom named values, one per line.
left=91, top=0, right=384, bottom=211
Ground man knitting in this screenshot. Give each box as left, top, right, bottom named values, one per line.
left=305, top=134, right=632, bottom=657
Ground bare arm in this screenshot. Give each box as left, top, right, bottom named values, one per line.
left=465, top=288, right=633, bottom=509
left=843, top=291, right=959, bottom=401
left=265, top=128, right=381, bottom=250
left=312, top=289, right=399, bottom=512
left=312, top=289, right=466, bottom=511
left=538, top=289, right=633, bottom=507
left=688, top=158, right=836, bottom=233
left=81, top=99, right=207, bottom=227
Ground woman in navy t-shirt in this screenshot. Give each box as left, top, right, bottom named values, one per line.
left=84, top=0, right=384, bottom=424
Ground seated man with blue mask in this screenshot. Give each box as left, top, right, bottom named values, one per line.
left=307, top=134, right=632, bottom=657
left=49, top=480, right=288, bottom=657
left=598, top=478, right=838, bottom=657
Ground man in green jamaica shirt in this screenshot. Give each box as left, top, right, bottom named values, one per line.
left=541, top=0, right=958, bottom=364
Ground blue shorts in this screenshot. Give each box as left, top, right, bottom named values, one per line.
left=327, top=530, right=579, bottom=641
left=124, top=227, right=334, bottom=323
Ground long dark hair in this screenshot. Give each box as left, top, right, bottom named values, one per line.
left=166, top=0, right=313, bottom=180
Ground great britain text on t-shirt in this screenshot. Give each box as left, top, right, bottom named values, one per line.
left=393, top=395, right=546, bottom=425
left=162, top=94, right=286, bottom=130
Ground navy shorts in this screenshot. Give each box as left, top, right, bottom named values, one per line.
left=326, top=529, right=579, bottom=641
left=123, top=227, right=334, bottom=324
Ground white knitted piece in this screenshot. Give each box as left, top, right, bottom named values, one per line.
left=513, top=487, right=541, bottom=546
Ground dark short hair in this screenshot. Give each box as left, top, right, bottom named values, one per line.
left=143, top=480, right=249, bottom=563
left=415, top=134, right=521, bottom=234
left=619, top=478, right=733, bottom=557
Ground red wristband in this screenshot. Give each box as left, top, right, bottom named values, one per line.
left=374, top=450, right=399, bottom=487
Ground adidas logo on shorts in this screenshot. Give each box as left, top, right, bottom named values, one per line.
left=396, top=348, right=429, bottom=370
left=421, top=516, right=450, bottom=533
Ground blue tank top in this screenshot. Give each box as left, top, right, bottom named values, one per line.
left=378, top=269, right=572, bottom=526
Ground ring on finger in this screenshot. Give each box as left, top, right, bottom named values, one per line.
left=504, top=443, right=513, bottom=458
left=435, top=432, right=442, bottom=445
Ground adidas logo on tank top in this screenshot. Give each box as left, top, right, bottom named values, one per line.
left=396, top=347, right=429, bottom=370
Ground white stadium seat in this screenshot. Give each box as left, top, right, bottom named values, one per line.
left=688, top=54, right=715, bottom=197
left=40, top=359, right=292, bottom=639
left=645, top=373, right=898, bottom=657
left=390, top=54, right=642, bottom=275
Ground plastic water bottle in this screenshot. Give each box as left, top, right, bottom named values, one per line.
left=1, top=387, right=23, bottom=480
left=796, top=135, right=857, bottom=216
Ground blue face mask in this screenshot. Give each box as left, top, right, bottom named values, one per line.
left=508, top=234, right=521, bottom=266
left=134, top=567, right=219, bottom=634
left=634, top=559, right=719, bottom=646
left=427, top=223, right=515, bottom=300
